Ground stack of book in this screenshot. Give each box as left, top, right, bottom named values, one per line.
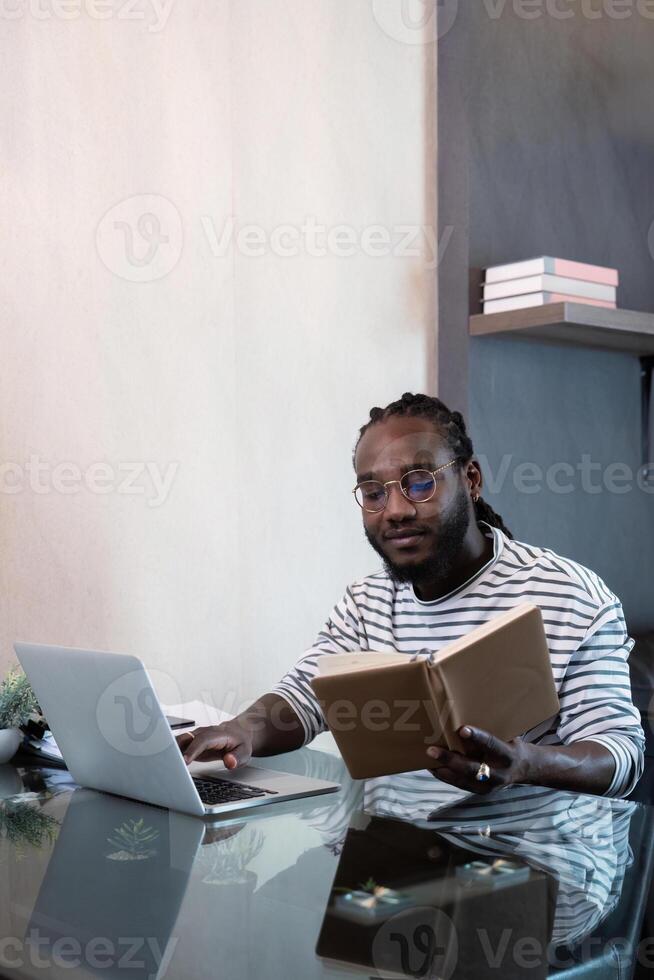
left=481, top=257, right=619, bottom=314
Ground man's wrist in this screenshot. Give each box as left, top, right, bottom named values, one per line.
left=513, top=739, right=542, bottom=786
left=235, top=709, right=266, bottom=747
left=234, top=694, right=305, bottom=756
left=509, top=739, right=615, bottom=795
left=515, top=741, right=571, bottom=788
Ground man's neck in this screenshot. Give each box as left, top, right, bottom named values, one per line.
left=411, top=525, right=495, bottom=602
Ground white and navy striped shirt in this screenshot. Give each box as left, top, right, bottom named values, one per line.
left=272, top=523, right=644, bottom=802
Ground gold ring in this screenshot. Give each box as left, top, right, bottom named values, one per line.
left=475, top=763, right=491, bottom=782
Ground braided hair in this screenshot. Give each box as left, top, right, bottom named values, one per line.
left=354, top=392, right=513, bottom=539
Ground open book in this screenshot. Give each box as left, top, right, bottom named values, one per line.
left=310, top=603, right=559, bottom=779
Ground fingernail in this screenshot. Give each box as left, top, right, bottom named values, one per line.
left=460, top=727, right=472, bottom=738
left=427, top=747, right=442, bottom=759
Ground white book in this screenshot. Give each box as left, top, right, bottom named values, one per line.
left=482, top=292, right=617, bottom=315
left=485, top=256, right=619, bottom=287
left=483, top=274, right=616, bottom=302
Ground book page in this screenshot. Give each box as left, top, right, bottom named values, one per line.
left=316, top=651, right=408, bottom=676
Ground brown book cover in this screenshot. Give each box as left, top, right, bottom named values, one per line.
left=310, top=603, right=559, bottom=779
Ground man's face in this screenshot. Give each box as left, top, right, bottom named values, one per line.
left=354, top=416, right=474, bottom=587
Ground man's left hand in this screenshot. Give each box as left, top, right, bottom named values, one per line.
left=427, top=725, right=530, bottom=794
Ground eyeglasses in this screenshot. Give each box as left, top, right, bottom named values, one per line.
left=352, top=459, right=458, bottom=513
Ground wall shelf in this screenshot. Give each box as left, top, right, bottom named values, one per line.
left=469, top=302, right=654, bottom=356
left=469, top=302, right=654, bottom=482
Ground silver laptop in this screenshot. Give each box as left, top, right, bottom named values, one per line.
left=15, top=641, right=340, bottom=818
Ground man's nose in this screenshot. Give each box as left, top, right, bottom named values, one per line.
left=384, top=482, right=417, bottom=519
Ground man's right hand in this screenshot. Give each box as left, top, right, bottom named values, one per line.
left=175, top=694, right=306, bottom=769
left=176, top=721, right=253, bottom=771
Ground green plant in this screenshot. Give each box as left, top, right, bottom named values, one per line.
left=0, top=670, right=39, bottom=730
left=360, top=877, right=379, bottom=894
left=106, top=818, right=160, bottom=861
left=0, top=800, right=59, bottom=857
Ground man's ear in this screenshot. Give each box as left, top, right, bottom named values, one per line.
left=465, top=460, right=483, bottom=497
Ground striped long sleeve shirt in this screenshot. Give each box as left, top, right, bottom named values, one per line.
left=272, top=522, right=645, bottom=803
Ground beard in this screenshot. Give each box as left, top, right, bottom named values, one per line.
left=364, top=484, right=472, bottom=589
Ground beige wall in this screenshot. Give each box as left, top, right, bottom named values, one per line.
left=0, top=0, right=437, bottom=708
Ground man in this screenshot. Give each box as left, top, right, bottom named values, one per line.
left=180, top=393, right=644, bottom=801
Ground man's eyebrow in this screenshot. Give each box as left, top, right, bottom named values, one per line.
left=356, top=460, right=437, bottom=482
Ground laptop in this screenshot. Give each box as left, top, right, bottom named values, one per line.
left=15, top=641, right=340, bottom=818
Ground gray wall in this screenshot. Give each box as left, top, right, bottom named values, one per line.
left=470, top=337, right=652, bottom=630
left=437, top=3, right=654, bottom=629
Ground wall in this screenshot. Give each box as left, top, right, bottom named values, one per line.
left=436, top=2, right=654, bottom=630
left=470, top=338, right=653, bottom=631
left=0, top=1, right=437, bottom=701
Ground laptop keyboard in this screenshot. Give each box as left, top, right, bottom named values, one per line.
left=193, top=776, right=277, bottom=806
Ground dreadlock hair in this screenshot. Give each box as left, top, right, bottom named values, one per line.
left=354, top=392, right=513, bottom=539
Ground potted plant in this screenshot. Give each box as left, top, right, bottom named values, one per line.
left=0, top=799, right=59, bottom=858
left=0, top=669, right=38, bottom=764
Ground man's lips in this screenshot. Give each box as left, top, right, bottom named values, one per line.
left=384, top=528, right=427, bottom=548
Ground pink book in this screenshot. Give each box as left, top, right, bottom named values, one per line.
left=482, top=292, right=617, bottom=315
left=485, top=257, right=619, bottom=287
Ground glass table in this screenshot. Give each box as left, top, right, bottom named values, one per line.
left=0, top=743, right=653, bottom=980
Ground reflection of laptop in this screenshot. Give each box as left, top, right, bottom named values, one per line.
left=15, top=642, right=339, bottom=817
left=27, top=788, right=203, bottom=979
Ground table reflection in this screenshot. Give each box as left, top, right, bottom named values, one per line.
left=317, top=785, right=637, bottom=978
left=0, top=756, right=649, bottom=980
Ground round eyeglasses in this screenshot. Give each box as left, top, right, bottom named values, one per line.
left=352, top=459, right=457, bottom=513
